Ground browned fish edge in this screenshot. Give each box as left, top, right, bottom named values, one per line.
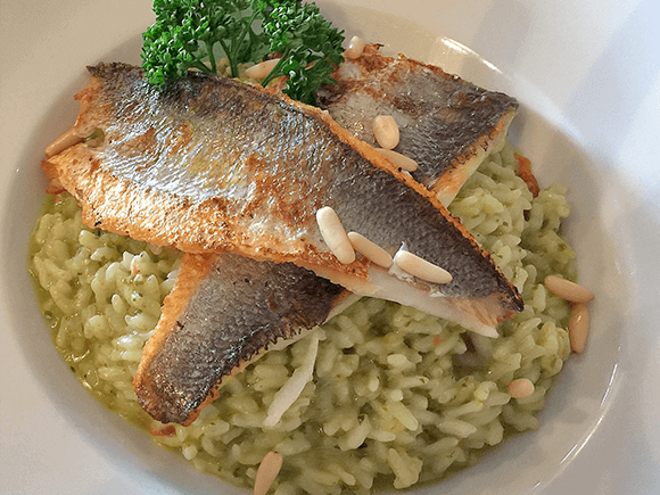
left=133, top=254, right=213, bottom=425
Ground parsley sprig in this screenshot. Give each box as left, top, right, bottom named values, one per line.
left=141, top=0, right=345, bottom=105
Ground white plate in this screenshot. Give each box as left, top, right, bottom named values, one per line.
left=1, top=0, right=659, bottom=493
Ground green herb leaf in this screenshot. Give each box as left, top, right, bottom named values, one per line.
left=141, top=0, right=344, bottom=106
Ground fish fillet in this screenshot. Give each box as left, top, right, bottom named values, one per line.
left=42, top=63, right=522, bottom=334
left=134, top=252, right=347, bottom=425
left=318, top=44, right=518, bottom=206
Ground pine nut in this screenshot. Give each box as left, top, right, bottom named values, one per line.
left=508, top=378, right=535, bottom=399
left=316, top=206, right=356, bottom=264
left=245, top=58, right=281, bottom=80
left=372, top=115, right=400, bottom=150
left=545, top=275, right=594, bottom=303
left=393, top=250, right=452, bottom=284
left=45, top=127, right=83, bottom=157
left=254, top=451, right=283, bottom=495
left=347, top=231, right=393, bottom=268
left=375, top=148, right=419, bottom=172
left=344, top=35, right=365, bottom=59
left=569, top=302, right=589, bottom=353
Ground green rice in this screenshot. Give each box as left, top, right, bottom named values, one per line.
left=29, top=141, right=577, bottom=494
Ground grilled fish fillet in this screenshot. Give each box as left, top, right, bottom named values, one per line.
left=318, top=44, right=518, bottom=206
left=42, top=63, right=522, bottom=334
left=134, top=252, right=347, bottom=425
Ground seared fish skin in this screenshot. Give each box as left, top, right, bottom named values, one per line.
left=42, top=63, right=522, bottom=331
left=318, top=44, right=518, bottom=206
left=134, top=253, right=344, bottom=425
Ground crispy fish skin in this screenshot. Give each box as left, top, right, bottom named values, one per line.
left=42, top=63, right=522, bottom=330
left=318, top=44, right=518, bottom=206
left=134, top=252, right=344, bottom=425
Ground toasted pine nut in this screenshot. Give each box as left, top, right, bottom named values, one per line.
left=130, top=256, right=140, bottom=275
left=393, top=250, right=452, bottom=284
left=508, top=378, right=535, bottom=399
left=569, top=302, right=589, bottom=353
left=344, top=35, right=365, bottom=59
left=245, top=58, right=281, bottom=80
left=148, top=424, right=176, bottom=437
left=375, top=148, right=419, bottom=172
left=545, top=275, right=594, bottom=303
left=347, top=231, right=393, bottom=268
left=254, top=451, right=283, bottom=495
left=45, top=127, right=83, bottom=157
left=372, top=115, right=400, bottom=150
left=316, top=206, right=356, bottom=264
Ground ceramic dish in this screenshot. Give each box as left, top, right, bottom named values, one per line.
left=1, top=0, right=659, bottom=493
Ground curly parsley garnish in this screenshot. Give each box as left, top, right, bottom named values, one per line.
left=141, top=0, right=345, bottom=105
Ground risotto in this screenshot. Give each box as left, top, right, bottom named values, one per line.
left=29, top=141, right=577, bottom=493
